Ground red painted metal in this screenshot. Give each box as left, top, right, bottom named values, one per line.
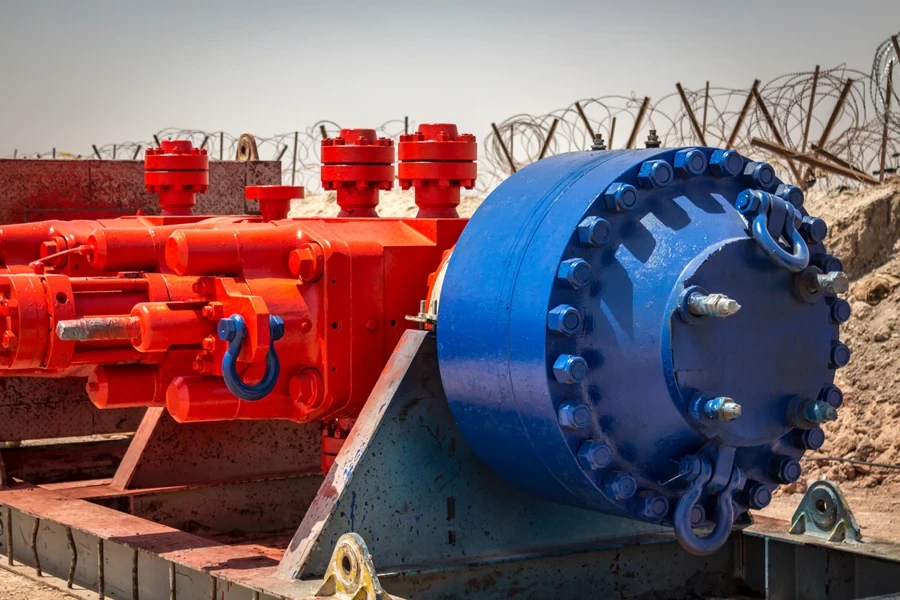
left=245, top=185, right=304, bottom=221
left=398, top=123, right=477, bottom=218
left=320, top=129, right=394, bottom=217
left=144, top=140, right=209, bottom=216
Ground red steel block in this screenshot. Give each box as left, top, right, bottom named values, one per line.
left=398, top=123, right=477, bottom=218
left=320, top=129, right=394, bottom=217
left=245, top=185, right=304, bottom=222
left=144, top=140, right=210, bottom=216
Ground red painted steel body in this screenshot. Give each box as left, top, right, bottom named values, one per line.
left=320, top=129, right=394, bottom=217
left=398, top=123, right=477, bottom=218
left=144, top=140, right=209, bottom=216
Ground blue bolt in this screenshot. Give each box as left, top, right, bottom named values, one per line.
left=820, top=384, right=844, bottom=408
left=770, top=457, right=802, bottom=484
left=830, top=341, right=851, bottom=369
left=637, top=160, right=673, bottom=189
left=577, top=216, right=612, bottom=246
left=553, top=354, right=589, bottom=384
left=799, top=216, right=828, bottom=244
left=709, top=149, right=743, bottom=177
left=679, top=455, right=704, bottom=481
left=792, top=427, right=826, bottom=450
left=603, top=471, right=637, bottom=500
left=576, top=440, right=612, bottom=469
left=690, top=505, right=706, bottom=527
left=604, top=182, right=639, bottom=212
left=218, top=318, right=238, bottom=342
left=558, top=403, right=592, bottom=430
left=830, top=299, right=852, bottom=324
left=735, top=189, right=762, bottom=214
left=548, top=304, right=582, bottom=335
left=775, top=183, right=805, bottom=208
left=743, top=162, right=777, bottom=190
left=748, top=484, right=772, bottom=509
left=557, top=258, right=592, bottom=289
left=813, top=254, right=844, bottom=274
left=640, top=494, right=670, bottom=519
left=673, top=148, right=708, bottom=178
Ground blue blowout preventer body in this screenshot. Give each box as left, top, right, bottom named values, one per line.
left=436, top=147, right=849, bottom=555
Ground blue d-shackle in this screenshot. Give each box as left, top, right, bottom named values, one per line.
left=217, top=314, right=285, bottom=401
left=672, top=456, right=743, bottom=556
left=738, top=189, right=809, bottom=272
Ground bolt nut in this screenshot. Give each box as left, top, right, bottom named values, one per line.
left=801, top=399, right=838, bottom=424
left=553, top=354, right=589, bottom=384
left=577, top=216, right=612, bottom=246
left=289, top=242, right=325, bottom=282
left=770, top=457, right=802, bottom=484
left=557, top=258, right=592, bottom=289
left=747, top=484, right=773, bottom=509
left=637, top=160, right=673, bottom=189
left=217, top=318, right=238, bottom=342
left=820, top=384, right=843, bottom=408
left=576, top=440, right=612, bottom=469
left=640, top=493, right=670, bottom=519
left=775, top=183, right=805, bottom=208
left=690, top=505, right=706, bottom=527
left=548, top=304, right=583, bottom=335
left=604, top=182, right=639, bottom=212
left=743, top=162, right=776, bottom=190
left=558, top=403, right=592, bottom=430
left=603, top=471, right=637, bottom=500
left=799, top=216, right=828, bottom=244
left=673, top=149, right=707, bottom=178
left=792, top=427, right=826, bottom=450
left=709, top=149, right=743, bottom=177
left=830, top=299, right=852, bottom=324
left=829, top=341, right=851, bottom=369
left=735, top=189, right=762, bottom=214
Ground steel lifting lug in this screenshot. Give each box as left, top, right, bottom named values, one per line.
left=737, top=189, right=809, bottom=272
left=672, top=454, right=743, bottom=555
left=217, top=314, right=285, bottom=401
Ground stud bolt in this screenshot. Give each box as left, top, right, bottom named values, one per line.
left=686, top=291, right=741, bottom=318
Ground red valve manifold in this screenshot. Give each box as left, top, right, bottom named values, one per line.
left=398, top=124, right=477, bottom=218
left=320, top=129, right=394, bottom=217
left=144, top=140, right=209, bottom=216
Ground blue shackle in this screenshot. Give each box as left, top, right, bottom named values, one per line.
left=217, top=314, right=285, bottom=401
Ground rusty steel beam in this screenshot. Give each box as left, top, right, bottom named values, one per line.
left=817, top=78, right=854, bottom=150
left=608, top=116, right=617, bottom=150
left=752, top=87, right=804, bottom=185
left=491, top=122, right=517, bottom=173
left=702, top=81, right=710, bottom=140
left=726, top=80, right=760, bottom=150
left=810, top=143, right=869, bottom=176
left=751, top=137, right=879, bottom=185
left=880, top=60, right=895, bottom=183
left=574, top=102, right=595, bottom=140
left=676, top=83, right=707, bottom=146
left=801, top=65, right=820, bottom=154
left=538, top=118, right=560, bottom=160
left=626, top=97, right=651, bottom=149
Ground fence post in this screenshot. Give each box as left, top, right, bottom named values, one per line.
left=726, top=80, right=759, bottom=150
left=92, top=145, right=102, bottom=160
left=702, top=81, right=710, bottom=140
left=608, top=117, right=617, bottom=150
left=538, top=118, right=560, bottom=160
left=880, top=58, right=895, bottom=183
left=626, top=97, right=650, bottom=149
left=676, top=83, right=706, bottom=146
left=491, top=122, right=517, bottom=174
left=752, top=87, right=803, bottom=185
left=801, top=65, right=820, bottom=153
left=291, top=131, right=299, bottom=186
left=404, top=116, right=409, bottom=135
left=319, top=125, right=328, bottom=140
left=574, top=102, right=595, bottom=140
left=220, top=132, right=224, bottom=161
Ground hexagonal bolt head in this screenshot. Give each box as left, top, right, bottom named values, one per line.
left=770, top=457, right=802, bottom=484
left=548, top=304, right=583, bottom=335
left=558, top=403, right=592, bottom=430
left=799, top=216, right=828, bottom=244
left=553, top=354, right=589, bottom=384
left=830, top=299, right=852, bottom=324
left=640, top=494, right=670, bottom=519
left=577, top=216, right=612, bottom=246
left=815, top=271, right=849, bottom=294
left=820, top=384, right=843, bottom=408
left=576, top=440, right=612, bottom=469
left=673, top=149, right=708, bottom=178
left=775, top=183, right=805, bottom=208
left=747, top=484, right=772, bottom=509
left=792, top=426, right=826, bottom=450
left=556, top=258, right=592, bottom=289
left=801, top=400, right=838, bottom=424
left=603, top=183, right=639, bottom=212
left=603, top=471, right=637, bottom=501
left=743, top=162, right=776, bottom=189
left=830, top=341, right=851, bottom=369
left=703, top=397, right=742, bottom=421
left=686, top=291, right=741, bottom=318
left=735, top=189, right=763, bottom=214
left=637, top=160, right=673, bottom=189
left=709, top=149, right=743, bottom=177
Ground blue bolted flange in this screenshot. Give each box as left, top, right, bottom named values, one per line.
left=436, top=147, right=847, bottom=555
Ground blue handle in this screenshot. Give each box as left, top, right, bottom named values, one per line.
left=673, top=459, right=743, bottom=555
left=745, top=191, right=809, bottom=272
left=217, top=314, right=285, bottom=401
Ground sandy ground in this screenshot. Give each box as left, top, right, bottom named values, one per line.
left=0, top=569, right=71, bottom=599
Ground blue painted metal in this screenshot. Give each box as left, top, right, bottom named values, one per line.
left=436, top=147, right=847, bottom=555
left=217, top=314, right=285, bottom=401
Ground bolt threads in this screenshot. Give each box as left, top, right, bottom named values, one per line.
left=815, top=271, right=849, bottom=294
left=703, top=397, right=742, bottom=421
left=686, top=292, right=741, bottom=318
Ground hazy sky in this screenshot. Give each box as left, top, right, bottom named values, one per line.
left=1, top=0, right=899, bottom=156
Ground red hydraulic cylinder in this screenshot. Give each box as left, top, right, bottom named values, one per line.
left=398, top=123, right=477, bottom=218
left=320, top=129, right=394, bottom=217
left=144, top=140, right=209, bottom=216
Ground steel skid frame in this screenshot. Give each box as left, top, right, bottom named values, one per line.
left=0, top=330, right=899, bottom=599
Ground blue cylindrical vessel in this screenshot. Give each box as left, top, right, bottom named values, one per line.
left=436, top=148, right=847, bottom=554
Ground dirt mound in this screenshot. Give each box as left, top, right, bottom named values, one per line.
left=289, top=190, right=485, bottom=219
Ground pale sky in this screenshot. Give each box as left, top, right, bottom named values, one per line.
left=1, top=0, right=899, bottom=156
